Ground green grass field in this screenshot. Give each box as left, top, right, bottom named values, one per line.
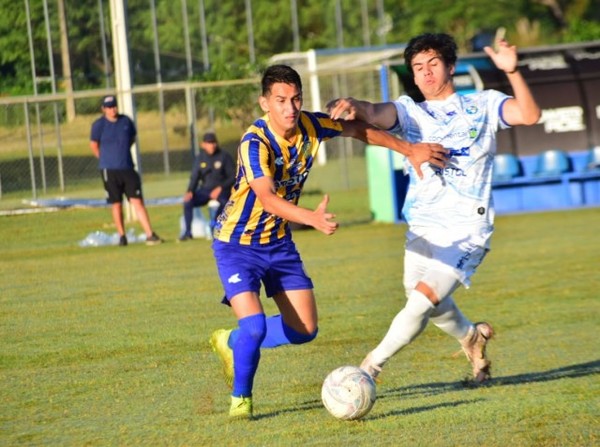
left=1, top=196, right=599, bottom=446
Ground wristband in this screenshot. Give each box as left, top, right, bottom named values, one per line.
left=505, top=68, right=519, bottom=74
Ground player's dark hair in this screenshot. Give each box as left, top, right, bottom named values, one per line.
left=261, top=64, right=302, bottom=96
left=404, top=33, right=458, bottom=74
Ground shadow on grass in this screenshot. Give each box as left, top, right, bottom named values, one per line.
left=369, top=398, right=481, bottom=420
left=255, top=396, right=482, bottom=422
left=492, top=359, right=600, bottom=385
left=380, top=359, right=600, bottom=401
left=255, top=359, right=599, bottom=421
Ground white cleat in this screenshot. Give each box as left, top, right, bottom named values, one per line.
left=460, top=322, right=494, bottom=383
left=360, top=352, right=383, bottom=383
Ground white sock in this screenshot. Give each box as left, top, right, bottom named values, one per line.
left=430, top=296, right=472, bottom=339
left=371, top=290, right=435, bottom=366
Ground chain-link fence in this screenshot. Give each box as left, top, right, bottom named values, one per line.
left=0, top=64, right=389, bottom=209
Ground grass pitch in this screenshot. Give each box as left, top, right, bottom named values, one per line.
left=1, top=198, right=598, bottom=446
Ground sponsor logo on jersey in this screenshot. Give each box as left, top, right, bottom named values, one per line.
left=275, top=172, right=308, bottom=188
left=285, top=190, right=302, bottom=202
left=456, top=251, right=471, bottom=269
left=434, top=167, right=467, bottom=177
left=448, top=147, right=471, bottom=157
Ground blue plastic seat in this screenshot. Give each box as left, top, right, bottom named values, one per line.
left=533, top=149, right=572, bottom=177
left=493, top=153, right=522, bottom=182
left=585, top=146, right=600, bottom=171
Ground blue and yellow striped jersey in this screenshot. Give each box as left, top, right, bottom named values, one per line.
left=214, top=111, right=343, bottom=246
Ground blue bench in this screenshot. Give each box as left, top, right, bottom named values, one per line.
left=492, top=149, right=600, bottom=213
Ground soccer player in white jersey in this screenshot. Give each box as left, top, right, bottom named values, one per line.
left=328, top=33, right=540, bottom=384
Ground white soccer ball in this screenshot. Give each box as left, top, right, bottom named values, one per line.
left=321, top=365, right=376, bottom=420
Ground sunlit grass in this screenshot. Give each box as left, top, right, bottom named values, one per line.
left=1, top=200, right=598, bottom=446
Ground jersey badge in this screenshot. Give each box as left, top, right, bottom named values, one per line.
left=300, top=140, right=312, bottom=158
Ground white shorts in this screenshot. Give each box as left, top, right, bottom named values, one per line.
left=403, top=226, right=492, bottom=294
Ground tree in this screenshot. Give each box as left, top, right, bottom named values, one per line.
left=0, top=0, right=598, bottom=97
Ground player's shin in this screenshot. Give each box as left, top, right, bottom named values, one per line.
left=370, top=290, right=435, bottom=365
left=232, top=314, right=266, bottom=397
left=430, top=296, right=472, bottom=339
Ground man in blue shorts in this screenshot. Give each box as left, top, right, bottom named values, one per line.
left=327, top=33, right=540, bottom=385
left=209, top=64, right=448, bottom=419
left=90, top=95, right=162, bottom=246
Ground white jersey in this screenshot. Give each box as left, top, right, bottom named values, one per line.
left=391, top=91, right=511, bottom=235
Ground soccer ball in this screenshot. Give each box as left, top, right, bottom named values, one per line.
left=321, top=365, right=376, bottom=420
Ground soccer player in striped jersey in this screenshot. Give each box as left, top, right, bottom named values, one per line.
left=209, top=64, right=448, bottom=418
left=328, top=33, right=540, bottom=385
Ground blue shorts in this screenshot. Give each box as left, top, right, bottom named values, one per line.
left=212, top=237, right=313, bottom=305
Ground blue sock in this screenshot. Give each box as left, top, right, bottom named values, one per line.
left=260, top=315, right=318, bottom=348
left=231, top=314, right=266, bottom=398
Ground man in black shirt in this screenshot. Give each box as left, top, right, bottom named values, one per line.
left=179, top=132, right=236, bottom=241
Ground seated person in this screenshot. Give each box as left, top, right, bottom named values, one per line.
left=179, top=132, right=236, bottom=241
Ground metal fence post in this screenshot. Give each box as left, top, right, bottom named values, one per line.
left=24, top=102, right=37, bottom=200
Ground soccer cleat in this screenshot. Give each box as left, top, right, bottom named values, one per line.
left=360, top=352, right=383, bottom=382
left=460, top=322, right=494, bottom=383
left=210, top=329, right=234, bottom=389
left=229, top=395, right=253, bottom=419
left=119, top=235, right=128, bottom=246
left=178, top=233, right=193, bottom=242
left=145, top=232, right=163, bottom=246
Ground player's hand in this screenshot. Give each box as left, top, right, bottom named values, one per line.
left=312, top=194, right=339, bottom=235
left=210, top=186, right=222, bottom=200
left=483, top=38, right=518, bottom=74
left=407, top=142, right=448, bottom=179
left=326, top=97, right=362, bottom=121
left=183, top=191, right=193, bottom=202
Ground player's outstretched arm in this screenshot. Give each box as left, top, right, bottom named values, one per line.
left=326, top=98, right=398, bottom=130
left=250, top=177, right=338, bottom=235
left=340, top=120, right=448, bottom=179
left=483, top=38, right=541, bottom=126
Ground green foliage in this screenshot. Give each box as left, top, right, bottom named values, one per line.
left=563, top=18, right=600, bottom=42
left=0, top=4, right=30, bottom=67
left=195, top=62, right=263, bottom=129
left=1, top=203, right=599, bottom=445
left=1, top=0, right=598, bottom=96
